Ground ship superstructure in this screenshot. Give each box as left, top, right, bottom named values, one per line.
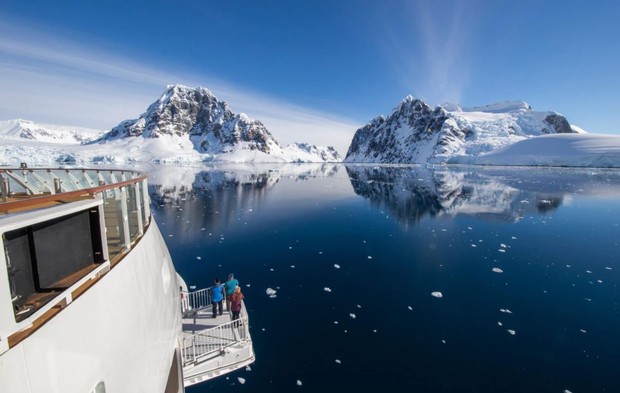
left=0, top=167, right=254, bottom=392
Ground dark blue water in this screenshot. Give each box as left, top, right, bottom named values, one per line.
left=148, top=164, right=620, bottom=393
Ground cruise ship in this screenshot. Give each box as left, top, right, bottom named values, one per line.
left=0, top=166, right=254, bottom=392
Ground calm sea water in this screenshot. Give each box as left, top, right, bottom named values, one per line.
left=147, top=164, right=620, bottom=393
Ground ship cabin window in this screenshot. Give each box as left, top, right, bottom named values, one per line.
left=3, top=207, right=105, bottom=322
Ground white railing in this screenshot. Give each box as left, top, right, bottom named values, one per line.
left=181, top=288, right=212, bottom=316
left=181, top=301, right=251, bottom=367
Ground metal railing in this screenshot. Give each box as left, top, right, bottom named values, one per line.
left=180, top=299, right=251, bottom=367
left=181, top=288, right=212, bottom=316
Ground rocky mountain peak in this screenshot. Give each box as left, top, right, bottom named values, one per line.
left=99, top=85, right=280, bottom=155
left=345, top=96, right=577, bottom=164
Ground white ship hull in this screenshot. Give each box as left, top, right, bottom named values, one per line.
left=0, top=221, right=182, bottom=393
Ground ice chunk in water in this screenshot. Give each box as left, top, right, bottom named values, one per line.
left=492, top=267, right=504, bottom=273
left=238, top=377, right=246, bottom=384
left=408, top=306, right=413, bottom=310
left=297, top=380, right=303, bottom=386
left=335, top=359, right=341, bottom=364
left=324, top=287, right=332, bottom=293
left=431, top=291, right=443, bottom=298
left=507, top=329, right=516, bottom=335
left=500, top=309, right=512, bottom=314
left=266, top=288, right=277, bottom=298
left=350, top=313, right=356, bottom=319
left=334, top=264, right=341, bottom=269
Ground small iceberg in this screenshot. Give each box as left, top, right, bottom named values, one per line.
left=266, top=288, right=277, bottom=298
left=431, top=291, right=443, bottom=298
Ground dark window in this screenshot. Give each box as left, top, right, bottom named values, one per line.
left=3, top=207, right=104, bottom=322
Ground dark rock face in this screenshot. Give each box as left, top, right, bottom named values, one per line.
left=98, top=85, right=279, bottom=154
left=543, top=114, right=574, bottom=134
left=345, top=97, right=450, bottom=163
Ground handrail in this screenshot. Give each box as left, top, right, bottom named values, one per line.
left=181, top=288, right=212, bottom=316
left=181, top=311, right=250, bottom=366
left=0, top=168, right=146, bottom=213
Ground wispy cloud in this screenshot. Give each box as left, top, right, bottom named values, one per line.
left=0, top=20, right=359, bottom=154
left=377, top=0, right=475, bottom=105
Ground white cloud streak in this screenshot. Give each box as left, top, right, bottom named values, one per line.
left=377, top=0, right=474, bottom=105
left=0, top=20, right=359, bottom=155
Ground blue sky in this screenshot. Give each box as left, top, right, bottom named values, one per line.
left=1, top=0, right=619, bottom=153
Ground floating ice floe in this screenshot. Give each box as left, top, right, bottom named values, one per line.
left=499, top=309, right=512, bottom=314
left=324, top=287, right=332, bottom=293
left=357, top=304, right=362, bottom=308
left=196, top=256, right=202, bottom=260
left=335, top=359, right=341, bottom=364
left=492, top=267, right=504, bottom=273
left=507, top=329, right=516, bottom=335
left=245, top=365, right=252, bottom=371
left=297, top=380, right=303, bottom=386
left=605, top=267, right=612, bottom=270
left=238, top=377, right=246, bottom=384
left=467, top=227, right=473, bottom=230
left=563, top=390, right=572, bottom=393
left=471, top=244, right=477, bottom=247
left=431, top=291, right=443, bottom=298
left=407, top=306, right=413, bottom=310
left=266, top=288, right=277, bottom=298
left=334, top=264, right=340, bottom=269
left=498, top=321, right=503, bottom=326
left=500, top=243, right=507, bottom=248
left=441, top=340, right=446, bottom=344
left=580, top=329, right=587, bottom=333
left=349, top=313, right=356, bottom=319
left=498, top=249, right=506, bottom=253
left=367, top=256, right=373, bottom=259
left=290, top=265, right=295, bottom=268
left=246, top=284, right=251, bottom=287
left=333, top=321, right=338, bottom=324
left=189, top=285, right=196, bottom=290
left=511, top=236, right=517, bottom=240
left=373, top=329, right=377, bottom=333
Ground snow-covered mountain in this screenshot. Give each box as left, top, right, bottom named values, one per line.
left=0, top=119, right=104, bottom=144
left=94, top=85, right=341, bottom=163
left=344, top=96, right=581, bottom=164
left=283, top=143, right=341, bottom=163
left=0, top=85, right=341, bottom=165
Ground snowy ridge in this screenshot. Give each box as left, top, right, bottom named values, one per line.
left=458, top=134, right=620, bottom=167
left=0, top=86, right=341, bottom=165
left=344, top=97, right=581, bottom=164
left=0, top=119, right=104, bottom=144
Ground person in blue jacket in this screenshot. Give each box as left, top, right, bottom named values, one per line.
left=224, top=273, right=239, bottom=311
left=211, top=277, right=225, bottom=318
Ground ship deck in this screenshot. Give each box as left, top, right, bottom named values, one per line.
left=180, top=302, right=254, bottom=386
left=182, top=304, right=235, bottom=335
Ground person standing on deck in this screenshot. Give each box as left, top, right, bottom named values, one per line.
left=224, top=273, right=239, bottom=311
left=211, top=278, right=225, bottom=318
left=230, top=286, right=244, bottom=321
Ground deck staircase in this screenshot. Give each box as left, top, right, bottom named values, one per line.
left=179, top=288, right=254, bottom=387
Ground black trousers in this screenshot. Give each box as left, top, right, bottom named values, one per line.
left=212, top=300, right=223, bottom=317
